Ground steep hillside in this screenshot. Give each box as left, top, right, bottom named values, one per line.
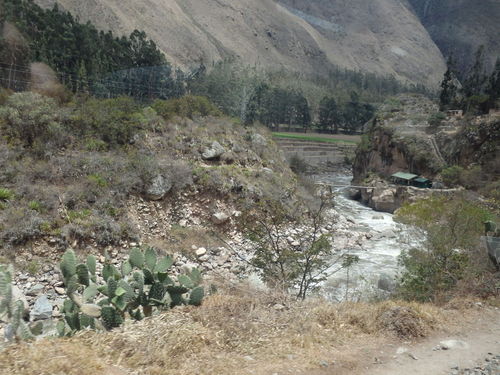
left=353, top=94, right=500, bottom=196
left=34, top=0, right=446, bottom=87
left=407, top=0, right=500, bottom=73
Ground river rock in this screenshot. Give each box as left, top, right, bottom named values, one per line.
left=145, top=175, right=172, bottom=200
left=378, top=274, right=396, bottom=292
left=371, top=188, right=398, bottom=213
left=196, top=247, right=207, bottom=257
left=211, top=212, right=230, bottom=224
left=30, top=295, right=53, bottom=321
left=202, top=141, right=225, bottom=160
left=439, top=340, right=469, bottom=350
left=26, top=283, right=45, bottom=296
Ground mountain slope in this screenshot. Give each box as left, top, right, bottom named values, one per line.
left=407, top=0, right=500, bottom=73
left=35, top=0, right=446, bottom=87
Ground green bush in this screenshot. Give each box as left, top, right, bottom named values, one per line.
left=440, top=165, right=484, bottom=189
left=152, top=95, right=222, bottom=120
left=428, top=112, right=446, bottom=127
left=0, top=88, right=13, bottom=105
left=395, top=195, right=496, bottom=302
left=440, top=165, right=464, bottom=187
left=0, top=92, right=65, bottom=148
left=72, top=97, right=140, bottom=146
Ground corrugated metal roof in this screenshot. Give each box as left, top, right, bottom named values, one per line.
left=414, top=177, right=430, bottom=183
left=391, top=172, right=418, bottom=180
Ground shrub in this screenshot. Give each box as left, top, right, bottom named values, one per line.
left=87, top=174, right=108, bottom=188
left=440, top=165, right=464, bottom=187
left=428, top=112, right=446, bottom=127
left=0, top=188, right=14, bottom=201
left=441, top=165, right=484, bottom=189
left=0, top=88, right=13, bottom=105
left=1, top=208, right=44, bottom=245
left=28, top=201, right=42, bottom=213
left=395, top=195, right=496, bottom=302
left=84, top=138, right=108, bottom=152
left=72, top=97, right=140, bottom=146
left=152, top=95, right=222, bottom=120
left=0, top=92, right=65, bottom=148
left=289, top=154, right=308, bottom=174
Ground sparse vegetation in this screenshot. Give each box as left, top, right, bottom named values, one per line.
left=428, top=111, right=446, bottom=127
left=395, top=195, right=498, bottom=302
left=0, top=188, right=14, bottom=201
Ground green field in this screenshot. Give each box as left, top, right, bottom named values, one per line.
left=272, top=132, right=360, bottom=144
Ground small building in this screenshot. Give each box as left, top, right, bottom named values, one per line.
left=446, top=109, right=463, bottom=118
left=391, top=172, right=418, bottom=186
left=412, top=177, right=432, bottom=189
left=391, top=172, right=433, bottom=188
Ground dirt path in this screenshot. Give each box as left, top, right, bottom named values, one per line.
left=294, top=307, right=500, bottom=375
left=361, top=308, right=500, bottom=375
left=429, top=136, right=446, bottom=165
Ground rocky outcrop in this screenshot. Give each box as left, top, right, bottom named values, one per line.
left=145, top=175, right=172, bottom=201
left=202, top=141, right=226, bottom=160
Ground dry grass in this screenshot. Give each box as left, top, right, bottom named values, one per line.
left=0, top=283, right=448, bottom=375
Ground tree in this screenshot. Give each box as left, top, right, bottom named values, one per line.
left=243, top=193, right=357, bottom=299
left=462, top=46, right=488, bottom=113
left=318, top=96, right=339, bottom=133
left=439, top=57, right=459, bottom=111
left=485, top=58, right=500, bottom=110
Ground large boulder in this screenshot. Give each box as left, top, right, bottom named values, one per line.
left=370, top=188, right=400, bottom=213
left=145, top=175, right=172, bottom=200
left=202, top=141, right=226, bottom=160
left=378, top=273, right=396, bottom=292
left=250, top=133, right=268, bottom=156
left=211, top=211, right=230, bottom=225
left=30, top=295, right=52, bottom=321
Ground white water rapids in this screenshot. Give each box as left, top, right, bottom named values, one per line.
left=315, top=174, right=426, bottom=301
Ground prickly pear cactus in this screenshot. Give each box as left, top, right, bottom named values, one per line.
left=0, top=265, right=39, bottom=341
left=58, top=246, right=205, bottom=334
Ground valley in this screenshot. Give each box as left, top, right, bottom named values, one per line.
left=0, top=1, right=499, bottom=374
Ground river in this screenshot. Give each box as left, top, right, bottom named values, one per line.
left=315, top=173, right=425, bottom=302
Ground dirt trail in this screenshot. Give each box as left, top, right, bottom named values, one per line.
left=295, top=307, right=500, bottom=375
left=429, top=136, right=446, bottom=165
left=361, top=308, right=500, bottom=375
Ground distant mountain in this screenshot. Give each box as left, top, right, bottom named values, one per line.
left=407, top=0, right=500, bottom=74
left=32, top=0, right=450, bottom=87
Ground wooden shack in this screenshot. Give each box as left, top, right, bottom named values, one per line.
left=391, top=172, right=418, bottom=186
left=391, top=172, right=432, bottom=188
